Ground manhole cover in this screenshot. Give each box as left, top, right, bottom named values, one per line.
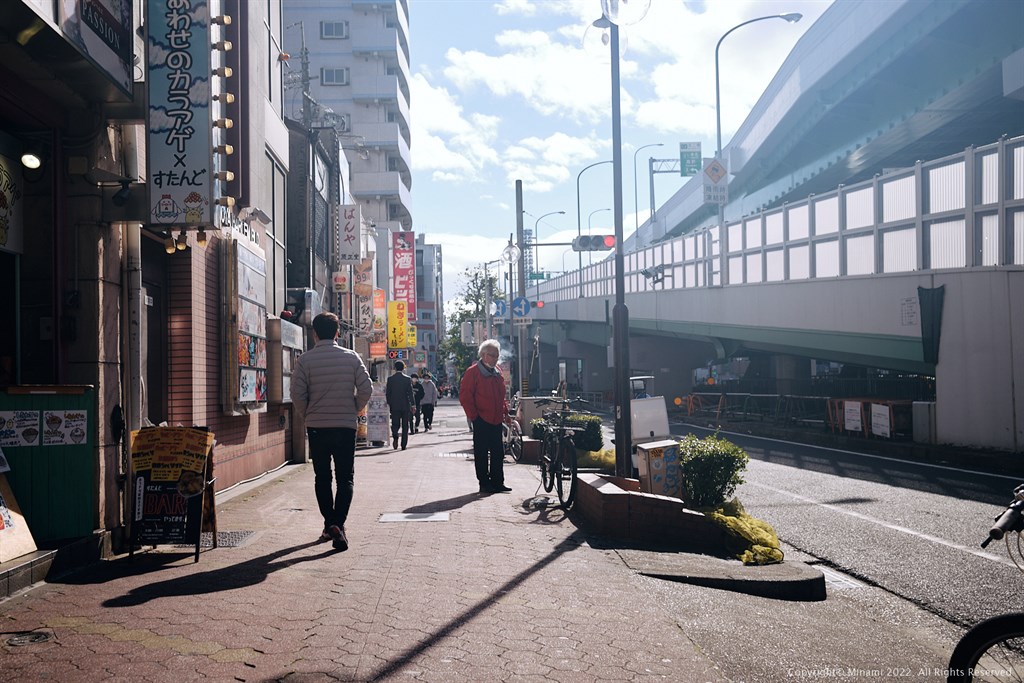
left=173, top=530, right=255, bottom=549
left=379, top=512, right=450, bottom=522
left=6, top=631, right=53, bottom=646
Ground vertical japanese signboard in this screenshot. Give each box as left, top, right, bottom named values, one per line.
left=388, top=301, right=407, bottom=348
left=146, top=0, right=213, bottom=228
left=391, top=231, right=416, bottom=320
left=370, top=288, right=387, bottom=358
left=338, top=205, right=361, bottom=262
left=354, top=258, right=374, bottom=334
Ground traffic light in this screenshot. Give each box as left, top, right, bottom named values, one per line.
left=533, top=300, right=545, bottom=309
left=571, top=235, right=616, bottom=251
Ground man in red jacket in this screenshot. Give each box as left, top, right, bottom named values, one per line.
left=459, top=339, right=510, bottom=494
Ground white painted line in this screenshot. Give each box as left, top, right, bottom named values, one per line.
left=671, top=423, right=1021, bottom=482
left=752, top=482, right=1016, bottom=568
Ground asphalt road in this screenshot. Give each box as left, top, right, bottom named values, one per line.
left=671, top=422, right=1023, bottom=630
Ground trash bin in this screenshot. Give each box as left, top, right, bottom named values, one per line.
left=636, top=439, right=682, bottom=498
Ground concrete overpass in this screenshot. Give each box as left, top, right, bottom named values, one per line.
left=526, top=137, right=1024, bottom=452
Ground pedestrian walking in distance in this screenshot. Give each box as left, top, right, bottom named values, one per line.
left=411, top=373, right=425, bottom=432
left=420, top=372, right=439, bottom=431
left=290, top=312, right=372, bottom=552
left=459, top=339, right=511, bottom=494
left=385, top=360, right=414, bottom=450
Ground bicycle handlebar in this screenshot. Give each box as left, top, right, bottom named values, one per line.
left=982, top=494, right=1024, bottom=548
left=534, top=396, right=590, bottom=407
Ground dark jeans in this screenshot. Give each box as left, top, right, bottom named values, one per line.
left=421, top=403, right=435, bottom=429
left=472, top=417, right=504, bottom=487
left=414, top=402, right=422, bottom=429
left=390, top=408, right=412, bottom=447
left=307, top=427, right=356, bottom=529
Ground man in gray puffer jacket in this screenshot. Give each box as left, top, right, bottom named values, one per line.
left=291, top=312, right=372, bottom=551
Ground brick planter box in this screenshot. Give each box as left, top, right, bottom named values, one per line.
left=576, top=473, right=739, bottom=554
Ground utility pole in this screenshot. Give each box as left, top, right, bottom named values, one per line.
left=516, top=180, right=526, bottom=396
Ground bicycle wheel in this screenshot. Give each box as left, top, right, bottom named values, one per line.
left=947, top=612, right=1024, bottom=683
left=555, top=436, right=578, bottom=509
left=541, top=435, right=555, bottom=492
left=508, top=421, right=523, bottom=462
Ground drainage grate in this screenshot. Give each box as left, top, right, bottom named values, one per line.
left=436, top=452, right=473, bottom=458
left=379, top=512, right=450, bottom=522
left=6, top=631, right=54, bottom=646
left=173, top=530, right=256, bottom=549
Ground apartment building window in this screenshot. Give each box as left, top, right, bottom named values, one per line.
left=320, top=21, right=349, bottom=39
left=321, top=67, right=350, bottom=86
left=265, top=153, right=288, bottom=315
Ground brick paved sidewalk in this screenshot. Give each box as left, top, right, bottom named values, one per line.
left=0, top=399, right=960, bottom=682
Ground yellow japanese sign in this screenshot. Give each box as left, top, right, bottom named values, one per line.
left=387, top=301, right=407, bottom=347
left=406, top=323, right=416, bottom=347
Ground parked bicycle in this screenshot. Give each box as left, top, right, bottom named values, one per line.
left=947, top=484, right=1024, bottom=683
left=502, top=394, right=523, bottom=462
left=534, top=396, right=589, bottom=509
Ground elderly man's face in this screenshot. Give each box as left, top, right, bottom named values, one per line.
left=480, top=348, right=499, bottom=369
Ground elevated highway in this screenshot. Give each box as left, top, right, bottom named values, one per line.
left=526, top=138, right=1024, bottom=452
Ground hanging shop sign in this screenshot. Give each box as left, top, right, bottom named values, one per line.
left=391, top=231, right=416, bottom=320
left=387, top=301, right=407, bottom=348
left=146, top=0, right=213, bottom=228
left=59, top=0, right=134, bottom=97
left=338, top=205, right=361, bottom=263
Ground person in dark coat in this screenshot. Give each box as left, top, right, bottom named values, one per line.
left=411, top=373, right=425, bottom=432
left=385, top=360, right=414, bottom=450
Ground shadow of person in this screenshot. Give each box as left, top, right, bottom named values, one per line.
left=403, top=492, right=480, bottom=513
left=101, top=539, right=331, bottom=607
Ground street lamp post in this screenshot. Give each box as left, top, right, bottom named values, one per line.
left=576, top=160, right=613, bottom=281
left=533, top=210, right=565, bottom=278
left=632, top=143, right=662, bottom=235
left=714, top=13, right=802, bottom=234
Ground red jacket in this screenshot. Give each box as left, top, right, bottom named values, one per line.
left=459, top=362, right=507, bottom=426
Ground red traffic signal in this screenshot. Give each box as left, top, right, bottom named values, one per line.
left=571, top=235, right=616, bottom=251
left=533, top=300, right=545, bottom=309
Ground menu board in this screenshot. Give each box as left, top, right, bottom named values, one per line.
left=130, top=427, right=214, bottom=549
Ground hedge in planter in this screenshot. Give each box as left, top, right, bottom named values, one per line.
left=677, top=432, right=748, bottom=509
left=529, top=414, right=603, bottom=453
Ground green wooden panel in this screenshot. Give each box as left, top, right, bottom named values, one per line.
left=0, top=386, right=97, bottom=544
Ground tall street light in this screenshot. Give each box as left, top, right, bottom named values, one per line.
left=632, top=143, right=662, bottom=235
left=533, top=210, right=565, bottom=278
left=714, top=13, right=802, bottom=232
left=576, top=159, right=612, bottom=280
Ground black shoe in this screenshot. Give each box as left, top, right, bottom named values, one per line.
left=328, top=525, right=348, bottom=552
left=479, top=484, right=494, bottom=494
left=392, top=438, right=398, bottom=449
left=492, top=484, right=512, bottom=493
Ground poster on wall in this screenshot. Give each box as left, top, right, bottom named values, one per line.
left=0, top=411, right=40, bottom=448
left=391, top=231, right=416, bottom=320
left=223, top=239, right=268, bottom=415
left=0, top=155, right=25, bottom=255
left=41, top=410, right=89, bottom=446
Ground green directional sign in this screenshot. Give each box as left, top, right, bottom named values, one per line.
left=528, top=272, right=548, bottom=280
left=680, top=142, right=701, bottom=176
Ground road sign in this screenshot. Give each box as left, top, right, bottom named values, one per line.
left=492, top=300, right=507, bottom=317
left=702, top=157, right=728, bottom=205
left=528, top=272, right=548, bottom=280
left=680, top=142, right=701, bottom=176
left=513, top=316, right=533, bottom=326
left=511, top=296, right=531, bottom=317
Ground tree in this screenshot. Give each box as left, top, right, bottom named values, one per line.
left=439, top=267, right=504, bottom=384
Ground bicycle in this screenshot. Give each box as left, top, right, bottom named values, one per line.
left=947, top=483, right=1024, bottom=683
left=534, top=396, right=589, bottom=509
left=502, top=399, right=523, bottom=462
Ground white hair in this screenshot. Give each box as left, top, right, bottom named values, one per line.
left=478, top=339, right=501, bottom=358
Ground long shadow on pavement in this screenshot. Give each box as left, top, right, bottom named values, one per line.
left=89, top=539, right=333, bottom=607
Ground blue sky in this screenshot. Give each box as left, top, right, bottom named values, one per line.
left=407, top=0, right=833, bottom=307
